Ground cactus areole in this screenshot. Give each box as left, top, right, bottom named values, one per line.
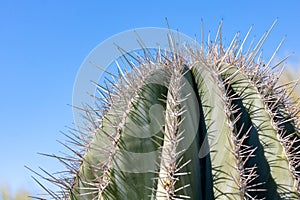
left=33, top=21, right=300, bottom=199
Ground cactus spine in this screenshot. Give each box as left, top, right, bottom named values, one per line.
left=33, top=22, right=300, bottom=199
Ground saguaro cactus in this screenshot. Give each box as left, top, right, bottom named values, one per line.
left=33, top=22, right=300, bottom=199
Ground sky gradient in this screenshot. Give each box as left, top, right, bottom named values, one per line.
left=1, top=0, right=300, bottom=195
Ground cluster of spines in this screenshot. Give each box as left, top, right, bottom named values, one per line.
left=212, top=62, right=261, bottom=199
left=154, top=45, right=191, bottom=199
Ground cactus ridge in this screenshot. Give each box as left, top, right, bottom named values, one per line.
left=31, top=21, right=300, bottom=200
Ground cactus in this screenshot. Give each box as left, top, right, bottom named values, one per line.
left=32, top=21, right=300, bottom=199
left=0, top=186, right=31, bottom=200
left=280, top=68, right=300, bottom=127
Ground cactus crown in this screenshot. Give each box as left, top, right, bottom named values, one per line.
left=31, top=21, right=300, bottom=199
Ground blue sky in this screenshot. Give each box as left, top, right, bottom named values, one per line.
left=0, top=0, right=300, bottom=195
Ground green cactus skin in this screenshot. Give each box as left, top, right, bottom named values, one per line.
left=32, top=21, right=300, bottom=199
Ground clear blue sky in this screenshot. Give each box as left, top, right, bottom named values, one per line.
left=1, top=0, right=300, bottom=195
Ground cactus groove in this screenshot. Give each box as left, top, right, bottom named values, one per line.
left=32, top=21, right=300, bottom=199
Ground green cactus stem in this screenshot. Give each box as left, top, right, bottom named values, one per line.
left=31, top=21, right=300, bottom=199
